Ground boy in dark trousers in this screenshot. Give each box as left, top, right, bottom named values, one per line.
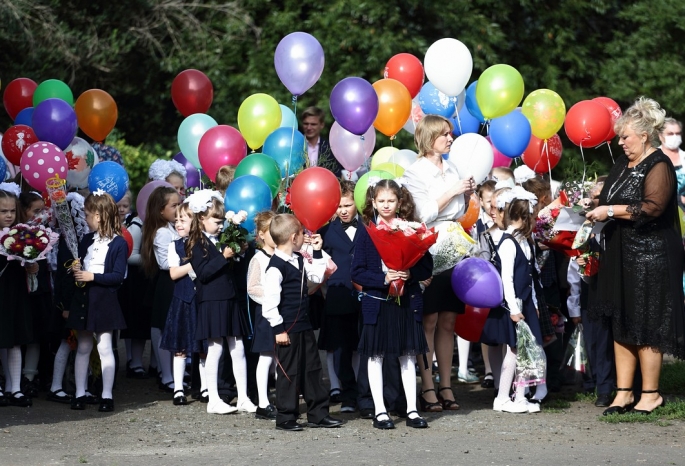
left=262, top=214, right=343, bottom=431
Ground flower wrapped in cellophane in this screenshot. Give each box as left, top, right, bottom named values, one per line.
left=563, top=324, right=590, bottom=374
left=365, top=218, right=437, bottom=297
left=535, top=190, right=580, bottom=256
left=514, top=320, right=546, bottom=387
left=218, top=210, right=249, bottom=254
left=430, top=221, right=478, bottom=275
left=0, top=224, right=59, bottom=265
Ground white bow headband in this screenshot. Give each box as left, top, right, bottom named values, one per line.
left=184, top=189, right=223, bottom=213
left=496, top=186, right=538, bottom=213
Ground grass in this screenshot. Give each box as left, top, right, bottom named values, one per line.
left=78, top=455, right=88, bottom=464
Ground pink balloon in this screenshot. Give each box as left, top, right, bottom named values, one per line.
left=198, top=125, right=247, bottom=182
left=487, top=136, right=513, bottom=168
left=329, top=122, right=376, bottom=172
left=137, top=180, right=173, bottom=221
left=20, top=141, right=68, bottom=190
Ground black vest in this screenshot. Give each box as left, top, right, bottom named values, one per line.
left=266, top=253, right=311, bottom=334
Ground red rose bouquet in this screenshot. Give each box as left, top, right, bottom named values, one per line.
left=0, top=223, right=59, bottom=265
left=535, top=191, right=580, bottom=256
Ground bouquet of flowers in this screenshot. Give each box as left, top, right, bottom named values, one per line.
left=535, top=190, right=579, bottom=255
left=514, top=319, right=546, bottom=387
left=562, top=324, right=590, bottom=374
left=0, top=224, right=59, bottom=265
left=365, top=218, right=437, bottom=297
left=218, top=210, right=248, bottom=254
left=430, top=222, right=478, bottom=275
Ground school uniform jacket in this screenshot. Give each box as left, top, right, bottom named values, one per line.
left=320, top=215, right=360, bottom=315
left=190, top=238, right=236, bottom=303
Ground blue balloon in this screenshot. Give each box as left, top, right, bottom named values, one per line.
left=88, top=161, right=129, bottom=202
left=489, top=110, right=532, bottom=158
left=465, top=81, right=485, bottom=123
left=263, top=127, right=306, bottom=178
left=224, top=175, right=272, bottom=234
left=14, top=107, right=34, bottom=127
left=0, top=156, right=7, bottom=182
left=279, top=104, right=298, bottom=128
left=418, top=82, right=456, bottom=118
left=452, top=106, right=481, bottom=136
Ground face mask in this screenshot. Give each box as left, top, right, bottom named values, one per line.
left=664, top=134, right=682, bottom=150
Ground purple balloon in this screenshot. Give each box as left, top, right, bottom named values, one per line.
left=274, top=32, right=325, bottom=96
left=32, top=98, right=78, bottom=150
left=173, top=152, right=201, bottom=189
left=451, top=257, right=504, bottom=308
left=330, top=77, right=379, bottom=136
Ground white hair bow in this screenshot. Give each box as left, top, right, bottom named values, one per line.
left=496, top=186, right=538, bottom=213
left=148, top=159, right=187, bottom=184
left=184, top=189, right=223, bottom=213
left=0, top=182, right=21, bottom=197
left=514, top=165, right=537, bottom=184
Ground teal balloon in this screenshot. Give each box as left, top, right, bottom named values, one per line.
left=263, top=127, right=306, bottom=178
left=279, top=104, right=298, bottom=128
left=224, top=175, right=272, bottom=234
left=177, top=113, right=218, bottom=169
left=234, top=153, right=281, bottom=198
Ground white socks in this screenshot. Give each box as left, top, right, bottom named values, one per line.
left=367, top=357, right=386, bottom=419
left=199, top=357, right=207, bottom=394
left=496, top=345, right=517, bottom=402
left=7, top=346, right=22, bottom=394
left=151, top=328, right=172, bottom=385
left=22, top=343, right=40, bottom=381
left=205, top=338, right=223, bottom=405
left=327, top=352, right=340, bottom=392
left=75, top=332, right=94, bottom=398
left=399, top=355, right=419, bottom=418
left=256, top=352, right=274, bottom=408
left=173, top=356, right=186, bottom=396
left=96, top=331, right=116, bottom=400
left=50, top=340, right=71, bottom=393
left=457, top=336, right=471, bottom=375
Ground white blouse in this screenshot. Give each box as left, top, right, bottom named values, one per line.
left=84, top=233, right=114, bottom=274
left=246, top=249, right=272, bottom=305
left=167, top=241, right=196, bottom=280
left=153, top=223, right=180, bottom=270
left=498, top=226, right=538, bottom=315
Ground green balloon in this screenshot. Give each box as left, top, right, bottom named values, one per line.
left=235, top=153, right=282, bottom=198
left=33, top=79, right=74, bottom=107
left=475, top=64, right=524, bottom=120
left=354, top=170, right=395, bottom=212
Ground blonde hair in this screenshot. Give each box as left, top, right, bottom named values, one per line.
left=615, top=96, right=666, bottom=148
left=254, top=210, right=277, bottom=246
left=269, top=213, right=302, bottom=246
left=185, top=198, right=224, bottom=259
left=414, top=115, right=453, bottom=157
left=84, top=193, right=122, bottom=240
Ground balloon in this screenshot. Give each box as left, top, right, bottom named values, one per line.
left=465, top=81, right=485, bottom=123
left=372, top=79, right=412, bottom=137
left=489, top=110, right=532, bottom=158
left=88, top=161, right=129, bottom=202
left=74, top=89, right=118, bottom=142
left=224, top=175, right=272, bottom=234
left=20, top=142, right=68, bottom=191
left=354, top=170, right=394, bottom=211
left=177, top=113, right=218, bottom=170
left=373, top=162, right=404, bottom=177
left=522, top=134, right=563, bottom=174
left=370, top=147, right=399, bottom=169
left=424, top=38, right=473, bottom=97
left=279, top=104, right=298, bottom=128
left=121, top=226, right=133, bottom=258
left=455, top=305, right=491, bottom=342
left=418, top=82, right=456, bottom=118
left=33, top=79, right=73, bottom=107
left=198, top=125, right=247, bottom=182
left=274, top=32, right=325, bottom=96
left=449, top=133, right=494, bottom=184
left=14, top=107, right=34, bottom=127
left=329, top=122, right=376, bottom=172
left=290, top=167, right=341, bottom=231
left=237, top=93, right=281, bottom=150
left=3, top=78, right=37, bottom=120
left=521, top=89, right=566, bottom=140
left=487, top=136, right=514, bottom=168
left=384, top=53, right=424, bottom=99
left=173, top=152, right=201, bottom=189
left=452, top=105, right=481, bottom=136
left=234, top=153, right=282, bottom=198
left=262, top=127, right=306, bottom=178
left=592, top=97, right=622, bottom=141
left=451, top=257, right=504, bottom=308
left=65, top=137, right=99, bottom=189
left=1, top=125, right=38, bottom=165
left=476, top=64, right=525, bottom=120
left=32, top=98, right=78, bottom=150
left=372, top=148, right=417, bottom=170
left=137, top=180, right=173, bottom=221
left=0, top=154, right=7, bottom=182
left=402, top=99, right=425, bottom=135
left=330, top=77, right=379, bottom=136
left=564, top=100, right=612, bottom=147
left=457, top=193, right=479, bottom=230
left=171, top=69, right=214, bottom=117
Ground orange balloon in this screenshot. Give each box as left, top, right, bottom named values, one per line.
left=372, top=78, right=411, bottom=137
left=457, top=193, right=479, bottom=230
left=75, top=89, right=118, bottom=142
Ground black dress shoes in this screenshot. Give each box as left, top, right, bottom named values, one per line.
left=71, top=396, right=86, bottom=410
left=405, top=411, right=428, bottom=428
left=98, top=398, right=114, bottom=412
left=173, top=390, right=188, bottom=406
left=255, top=404, right=277, bottom=420
left=308, top=415, right=343, bottom=428
left=372, top=412, right=395, bottom=430
left=276, top=420, right=305, bottom=431
left=595, top=393, right=612, bottom=407
left=9, top=392, right=32, bottom=407
left=0, top=391, right=8, bottom=407
left=359, top=408, right=374, bottom=419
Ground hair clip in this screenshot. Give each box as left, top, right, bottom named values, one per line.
left=0, top=182, right=21, bottom=197
left=93, top=189, right=107, bottom=197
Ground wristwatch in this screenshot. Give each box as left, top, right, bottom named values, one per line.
left=607, top=205, right=614, bottom=218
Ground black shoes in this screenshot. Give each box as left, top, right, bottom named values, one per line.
left=359, top=408, right=374, bottom=419
left=276, top=420, right=305, bottom=431
left=21, top=377, right=39, bottom=398
left=9, top=392, right=32, bottom=407
left=47, top=389, right=72, bottom=404
left=372, top=412, right=395, bottom=430
left=602, top=388, right=634, bottom=416
left=631, top=389, right=666, bottom=415
left=192, top=389, right=209, bottom=403
left=255, top=404, right=277, bottom=420
left=0, top=391, right=7, bottom=407
left=419, top=388, right=443, bottom=413
left=98, top=398, right=114, bottom=412
left=308, top=415, right=343, bottom=428
left=329, top=389, right=342, bottom=404
left=173, top=390, right=188, bottom=406
left=595, top=393, right=611, bottom=407
left=71, top=396, right=86, bottom=410
left=405, top=411, right=428, bottom=429
left=481, top=372, right=495, bottom=389
left=126, top=364, right=149, bottom=379
left=159, top=381, right=174, bottom=393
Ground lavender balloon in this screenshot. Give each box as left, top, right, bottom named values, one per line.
left=330, top=77, right=379, bottom=136
left=173, top=152, right=201, bottom=188
left=32, top=98, right=78, bottom=150
left=274, top=32, right=325, bottom=96
left=451, top=257, right=504, bottom=308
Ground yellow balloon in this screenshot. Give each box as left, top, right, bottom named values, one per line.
left=476, top=64, right=524, bottom=120
left=238, top=93, right=282, bottom=150
left=370, top=147, right=399, bottom=169
left=374, top=162, right=404, bottom=177
left=521, top=89, right=566, bottom=140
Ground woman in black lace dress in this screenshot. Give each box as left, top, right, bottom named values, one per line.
left=584, top=97, right=685, bottom=415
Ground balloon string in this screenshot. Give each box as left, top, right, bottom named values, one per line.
left=199, top=168, right=204, bottom=189
left=454, top=99, right=464, bottom=136
left=285, top=95, right=299, bottom=190
left=579, top=143, right=587, bottom=193
left=607, top=143, right=615, bottom=164
left=544, top=140, right=554, bottom=201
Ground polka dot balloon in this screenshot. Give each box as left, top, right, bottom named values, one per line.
left=20, top=141, right=68, bottom=190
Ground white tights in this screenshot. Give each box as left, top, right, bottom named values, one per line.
left=368, top=355, right=419, bottom=420
left=204, top=337, right=250, bottom=405
left=75, top=331, right=116, bottom=399
left=256, top=352, right=275, bottom=408
left=50, top=340, right=71, bottom=393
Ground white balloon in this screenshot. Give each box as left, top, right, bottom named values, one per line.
left=388, top=149, right=419, bottom=170
left=402, top=98, right=424, bottom=135
left=424, top=38, right=473, bottom=97
left=65, top=137, right=99, bottom=189
left=449, top=133, right=493, bottom=184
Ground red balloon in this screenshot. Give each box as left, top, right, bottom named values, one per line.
left=171, top=69, right=214, bottom=117
left=455, top=305, right=490, bottom=342
left=592, top=96, right=622, bottom=141
left=522, top=133, right=563, bottom=174
left=121, top=226, right=133, bottom=258
left=564, top=100, right=612, bottom=147
left=290, top=167, right=341, bottom=231
left=198, top=125, right=247, bottom=182
left=3, top=78, right=37, bottom=120
left=1, top=125, right=39, bottom=165
left=384, top=53, right=425, bottom=99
